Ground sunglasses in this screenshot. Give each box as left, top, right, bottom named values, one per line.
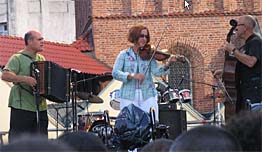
left=139, top=34, right=149, bottom=39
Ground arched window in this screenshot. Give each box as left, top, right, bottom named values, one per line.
left=169, top=58, right=190, bottom=89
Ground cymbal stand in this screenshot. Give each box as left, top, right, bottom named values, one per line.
left=103, top=110, right=110, bottom=147
left=183, top=78, right=219, bottom=125
left=149, top=107, right=156, bottom=140
left=215, top=77, right=233, bottom=104
left=71, top=72, right=78, bottom=131
left=178, top=92, right=185, bottom=110
left=51, top=104, right=64, bottom=138
left=65, top=70, right=71, bottom=132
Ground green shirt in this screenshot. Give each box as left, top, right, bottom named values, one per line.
left=4, top=50, right=47, bottom=112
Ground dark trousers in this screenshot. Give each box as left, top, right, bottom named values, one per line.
left=8, top=107, right=48, bottom=143
left=237, top=78, right=261, bottom=112
left=240, top=79, right=261, bottom=103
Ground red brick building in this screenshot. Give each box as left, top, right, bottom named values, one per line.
left=75, top=0, right=262, bottom=113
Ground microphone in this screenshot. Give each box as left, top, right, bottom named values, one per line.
left=230, top=19, right=237, bottom=27
left=179, top=76, right=184, bottom=86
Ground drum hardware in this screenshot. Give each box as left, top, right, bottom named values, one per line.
left=177, top=89, right=192, bottom=110
left=74, top=73, right=109, bottom=102
left=149, top=107, right=156, bottom=140
left=149, top=107, right=169, bottom=140
left=162, top=88, right=180, bottom=103
left=77, top=112, right=105, bottom=131
left=71, top=71, right=107, bottom=131
left=181, top=77, right=224, bottom=125
left=155, top=124, right=169, bottom=139
left=49, top=104, right=74, bottom=138
left=80, top=110, right=114, bottom=149
left=109, top=89, right=120, bottom=110
left=76, top=92, right=103, bottom=103
left=103, top=110, right=112, bottom=147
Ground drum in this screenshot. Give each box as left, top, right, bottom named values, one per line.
left=89, top=120, right=114, bottom=139
left=109, top=89, right=120, bottom=110
left=179, top=89, right=191, bottom=103
left=162, top=88, right=179, bottom=103
left=78, top=112, right=104, bottom=131
left=156, top=91, right=162, bottom=103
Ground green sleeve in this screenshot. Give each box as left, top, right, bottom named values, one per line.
left=4, top=55, right=20, bottom=74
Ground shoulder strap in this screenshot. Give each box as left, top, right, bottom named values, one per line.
left=17, top=52, right=34, bottom=61
left=16, top=52, right=34, bottom=95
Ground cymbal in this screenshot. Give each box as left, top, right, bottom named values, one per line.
left=88, top=94, right=103, bottom=104
left=76, top=92, right=103, bottom=104
left=76, top=92, right=90, bottom=100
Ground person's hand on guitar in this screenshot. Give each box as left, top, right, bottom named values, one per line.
left=222, top=41, right=236, bottom=55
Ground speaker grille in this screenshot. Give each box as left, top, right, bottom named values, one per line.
left=159, top=104, right=187, bottom=139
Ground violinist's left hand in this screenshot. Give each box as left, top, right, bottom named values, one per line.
left=168, top=55, right=178, bottom=64
left=164, top=55, right=185, bottom=70
left=164, top=55, right=178, bottom=70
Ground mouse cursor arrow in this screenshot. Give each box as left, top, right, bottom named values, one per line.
left=184, top=0, right=190, bottom=10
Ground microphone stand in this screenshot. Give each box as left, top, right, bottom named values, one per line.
left=103, top=110, right=110, bottom=147
left=214, top=77, right=234, bottom=104
left=183, top=78, right=220, bottom=125
left=75, top=73, right=112, bottom=84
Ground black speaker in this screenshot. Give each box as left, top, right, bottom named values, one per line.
left=159, top=104, right=187, bottom=140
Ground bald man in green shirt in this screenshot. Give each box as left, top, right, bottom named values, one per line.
left=2, top=30, right=48, bottom=142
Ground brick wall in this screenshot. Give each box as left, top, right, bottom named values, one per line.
left=77, top=0, right=262, bottom=113
left=91, top=0, right=262, bottom=16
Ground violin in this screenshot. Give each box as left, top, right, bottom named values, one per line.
left=139, top=44, right=170, bottom=61
left=139, top=44, right=186, bottom=63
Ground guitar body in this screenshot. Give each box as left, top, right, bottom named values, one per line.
left=222, top=26, right=238, bottom=121
left=223, top=53, right=238, bottom=120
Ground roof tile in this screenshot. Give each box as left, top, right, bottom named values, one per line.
left=0, top=36, right=112, bottom=75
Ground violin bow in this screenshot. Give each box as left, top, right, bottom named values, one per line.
left=144, top=24, right=169, bottom=74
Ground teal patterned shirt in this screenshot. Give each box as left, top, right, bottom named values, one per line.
left=112, top=47, right=170, bottom=101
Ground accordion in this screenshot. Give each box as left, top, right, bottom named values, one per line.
left=31, top=61, right=70, bottom=103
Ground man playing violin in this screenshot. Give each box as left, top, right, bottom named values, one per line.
left=112, top=25, right=177, bottom=120
left=214, top=15, right=262, bottom=111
